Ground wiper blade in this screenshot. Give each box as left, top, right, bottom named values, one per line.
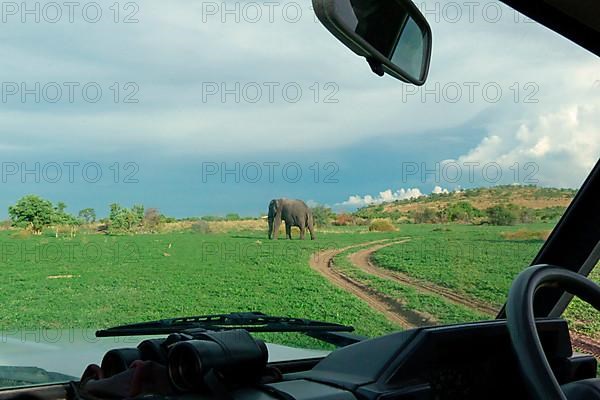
left=96, top=312, right=354, bottom=337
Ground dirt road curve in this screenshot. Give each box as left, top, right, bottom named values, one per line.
left=309, top=239, right=600, bottom=358
left=309, top=239, right=432, bottom=329
left=572, top=333, right=600, bottom=358
left=348, top=242, right=497, bottom=316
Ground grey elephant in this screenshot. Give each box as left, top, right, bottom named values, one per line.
left=268, top=199, right=316, bottom=240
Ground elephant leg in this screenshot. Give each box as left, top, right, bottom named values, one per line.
left=308, top=221, right=316, bottom=240
left=273, top=219, right=281, bottom=240
left=286, top=223, right=292, bottom=239
left=299, top=224, right=306, bottom=240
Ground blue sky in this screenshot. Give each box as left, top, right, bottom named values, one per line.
left=0, top=0, right=599, bottom=218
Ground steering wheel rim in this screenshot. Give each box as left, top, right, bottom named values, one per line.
left=506, top=264, right=600, bottom=400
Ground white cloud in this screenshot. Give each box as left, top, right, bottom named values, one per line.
left=336, top=184, right=457, bottom=210
left=456, top=104, right=600, bottom=188
left=0, top=0, right=598, bottom=194
left=338, top=188, right=424, bottom=208
left=0, top=0, right=597, bottom=155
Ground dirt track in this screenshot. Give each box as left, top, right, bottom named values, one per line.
left=348, top=242, right=497, bottom=316
left=309, top=240, right=433, bottom=329
left=309, top=239, right=600, bottom=358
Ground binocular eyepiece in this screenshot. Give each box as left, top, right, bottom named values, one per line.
left=100, top=330, right=269, bottom=392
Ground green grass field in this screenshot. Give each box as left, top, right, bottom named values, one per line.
left=370, top=223, right=599, bottom=337
left=0, top=222, right=597, bottom=350
left=0, top=229, right=402, bottom=348
left=332, top=244, right=489, bottom=325
left=371, top=224, right=548, bottom=306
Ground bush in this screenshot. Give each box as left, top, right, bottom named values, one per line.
left=486, top=204, right=517, bottom=226
left=144, top=208, right=162, bottom=231
left=311, top=205, right=334, bottom=227
left=201, top=215, right=224, bottom=222
left=191, top=220, right=211, bottom=234
left=444, top=201, right=482, bottom=223
left=225, top=213, right=241, bottom=221
left=368, top=218, right=397, bottom=232
left=536, top=207, right=565, bottom=223
left=108, top=203, right=145, bottom=233
left=333, top=213, right=354, bottom=226
left=413, top=208, right=438, bottom=224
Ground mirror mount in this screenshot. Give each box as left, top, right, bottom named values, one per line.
left=313, top=0, right=432, bottom=85
left=367, top=57, right=384, bottom=77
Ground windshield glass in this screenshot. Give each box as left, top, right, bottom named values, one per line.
left=0, top=0, right=598, bottom=387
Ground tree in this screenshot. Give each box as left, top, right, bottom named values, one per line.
left=78, top=208, right=96, bottom=223
left=51, top=202, right=79, bottom=237
left=108, top=203, right=145, bottom=233
left=310, top=205, right=334, bottom=227
left=132, top=204, right=145, bottom=222
left=445, top=201, right=482, bottom=223
left=8, top=195, right=54, bottom=234
left=109, top=203, right=128, bottom=231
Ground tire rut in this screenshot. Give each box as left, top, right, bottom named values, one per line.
left=309, top=239, right=600, bottom=358
left=309, top=239, right=430, bottom=329
left=348, top=241, right=498, bottom=316
left=351, top=241, right=600, bottom=357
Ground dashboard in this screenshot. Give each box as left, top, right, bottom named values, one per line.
left=0, top=319, right=595, bottom=400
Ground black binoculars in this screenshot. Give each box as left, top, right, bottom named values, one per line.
left=100, top=329, right=269, bottom=392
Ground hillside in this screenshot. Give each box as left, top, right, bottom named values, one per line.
left=354, top=186, right=577, bottom=224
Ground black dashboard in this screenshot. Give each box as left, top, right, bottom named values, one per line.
left=282, top=319, right=596, bottom=400
left=0, top=319, right=595, bottom=400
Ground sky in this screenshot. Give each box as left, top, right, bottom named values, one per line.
left=0, top=0, right=599, bottom=218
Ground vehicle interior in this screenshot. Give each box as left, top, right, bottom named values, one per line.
left=0, top=0, right=598, bottom=399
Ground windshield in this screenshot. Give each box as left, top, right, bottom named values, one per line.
left=0, top=0, right=598, bottom=387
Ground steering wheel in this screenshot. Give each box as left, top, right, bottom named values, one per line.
left=506, top=264, right=600, bottom=400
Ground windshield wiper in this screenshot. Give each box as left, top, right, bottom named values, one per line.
left=96, top=311, right=355, bottom=338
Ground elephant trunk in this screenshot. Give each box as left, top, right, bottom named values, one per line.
left=268, top=218, right=274, bottom=239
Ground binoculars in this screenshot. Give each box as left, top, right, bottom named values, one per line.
left=100, top=329, right=269, bottom=392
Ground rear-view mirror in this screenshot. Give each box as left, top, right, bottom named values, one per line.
left=313, top=0, right=432, bottom=85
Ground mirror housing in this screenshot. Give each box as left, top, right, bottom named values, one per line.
left=313, top=0, right=432, bottom=85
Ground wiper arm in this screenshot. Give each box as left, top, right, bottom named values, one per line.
left=96, top=311, right=355, bottom=338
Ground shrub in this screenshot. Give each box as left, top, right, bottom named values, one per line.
left=108, top=203, right=145, bottom=233
left=368, top=218, right=397, bottom=232
left=225, top=213, right=241, bottom=221
left=311, top=205, right=334, bottom=227
left=144, top=208, right=162, bottom=231
left=191, top=220, right=211, bottom=234
left=486, top=204, right=517, bottom=226
left=333, top=213, right=354, bottom=226
left=444, top=201, right=482, bottom=223
left=201, top=215, right=224, bottom=222
left=536, top=207, right=566, bottom=223
left=518, top=207, right=536, bottom=224
left=354, top=217, right=370, bottom=226
left=413, top=208, right=438, bottom=224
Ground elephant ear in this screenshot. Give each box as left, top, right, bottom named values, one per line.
left=268, top=199, right=277, bottom=212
